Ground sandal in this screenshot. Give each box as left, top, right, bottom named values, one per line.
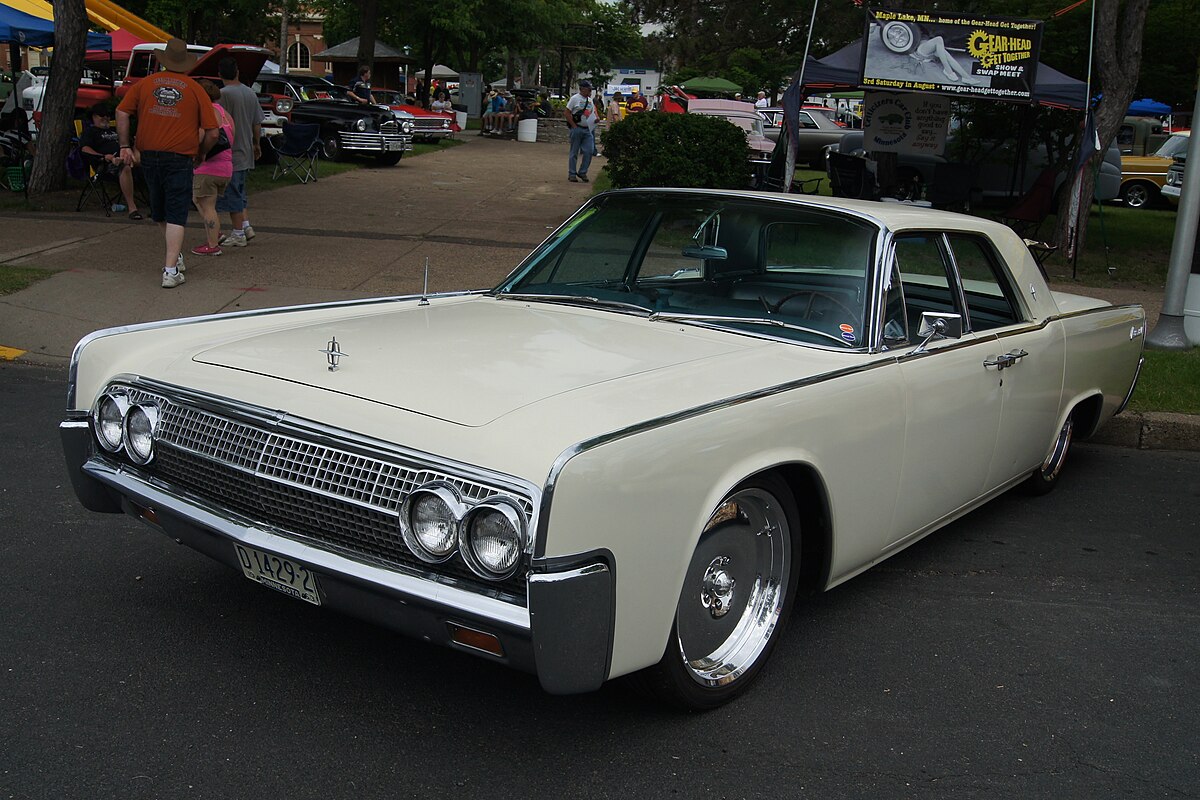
left=128, top=210, right=144, bottom=221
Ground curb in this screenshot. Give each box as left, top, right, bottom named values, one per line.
left=1087, top=410, right=1200, bottom=451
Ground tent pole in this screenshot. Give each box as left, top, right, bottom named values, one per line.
left=784, top=0, right=821, bottom=193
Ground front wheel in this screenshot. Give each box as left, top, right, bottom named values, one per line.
left=1021, top=414, right=1074, bottom=496
left=376, top=152, right=403, bottom=166
left=1120, top=181, right=1154, bottom=209
left=634, top=473, right=799, bottom=710
left=322, top=135, right=342, bottom=162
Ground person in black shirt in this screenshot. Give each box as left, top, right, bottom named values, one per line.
left=79, top=103, right=141, bottom=219
left=347, top=66, right=373, bottom=105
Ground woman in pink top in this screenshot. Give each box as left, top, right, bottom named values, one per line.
left=191, top=80, right=235, bottom=256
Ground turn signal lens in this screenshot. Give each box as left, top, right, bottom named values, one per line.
left=93, top=392, right=130, bottom=452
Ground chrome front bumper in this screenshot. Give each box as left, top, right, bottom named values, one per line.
left=60, top=418, right=613, bottom=694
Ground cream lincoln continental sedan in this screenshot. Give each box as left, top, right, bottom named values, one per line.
left=62, top=190, right=1146, bottom=709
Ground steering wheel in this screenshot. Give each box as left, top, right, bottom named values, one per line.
left=769, top=290, right=858, bottom=321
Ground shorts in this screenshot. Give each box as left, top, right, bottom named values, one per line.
left=216, top=169, right=248, bottom=213
left=193, top=172, right=230, bottom=200
left=139, top=151, right=194, bottom=226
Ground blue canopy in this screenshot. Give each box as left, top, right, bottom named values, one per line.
left=0, top=4, right=112, bottom=49
left=1127, top=97, right=1171, bottom=116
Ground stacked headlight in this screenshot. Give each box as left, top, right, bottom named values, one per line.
left=92, top=391, right=130, bottom=452
left=400, top=483, right=463, bottom=563
left=122, top=403, right=159, bottom=465
left=460, top=498, right=527, bottom=580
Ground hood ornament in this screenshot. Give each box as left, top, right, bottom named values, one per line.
left=319, top=337, right=348, bottom=371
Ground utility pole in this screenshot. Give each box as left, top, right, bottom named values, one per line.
left=1146, top=69, right=1200, bottom=350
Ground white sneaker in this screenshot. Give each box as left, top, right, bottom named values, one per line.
left=219, top=232, right=247, bottom=247
left=176, top=253, right=186, bottom=273
left=243, top=224, right=255, bottom=240
left=162, top=269, right=185, bottom=289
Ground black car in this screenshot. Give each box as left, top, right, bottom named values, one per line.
left=288, top=97, right=413, bottom=165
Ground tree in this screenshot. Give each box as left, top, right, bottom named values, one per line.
left=1055, top=0, right=1151, bottom=252
left=356, top=0, right=379, bottom=72
left=28, top=0, right=88, bottom=195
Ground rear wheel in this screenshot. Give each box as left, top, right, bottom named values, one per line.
left=1021, top=414, right=1074, bottom=496
left=635, top=473, right=799, bottom=710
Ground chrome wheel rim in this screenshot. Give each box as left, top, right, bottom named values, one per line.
left=1125, top=185, right=1149, bottom=208
left=676, top=487, right=791, bottom=687
left=1040, top=417, right=1074, bottom=481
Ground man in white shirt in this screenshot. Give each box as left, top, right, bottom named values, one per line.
left=754, top=91, right=769, bottom=109
left=564, top=79, right=598, bottom=182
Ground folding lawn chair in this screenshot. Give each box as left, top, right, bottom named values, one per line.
left=827, top=152, right=878, bottom=200
left=272, top=123, right=322, bottom=183
left=76, top=157, right=119, bottom=216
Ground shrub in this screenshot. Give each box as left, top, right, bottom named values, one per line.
left=600, top=112, right=752, bottom=189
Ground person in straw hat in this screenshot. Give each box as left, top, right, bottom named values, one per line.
left=117, top=37, right=219, bottom=288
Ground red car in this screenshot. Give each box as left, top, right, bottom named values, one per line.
left=371, top=91, right=456, bottom=141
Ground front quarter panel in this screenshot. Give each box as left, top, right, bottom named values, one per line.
left=540, top=359, right=905, bottom=679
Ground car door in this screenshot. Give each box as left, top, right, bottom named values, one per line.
left=943, top=234, right=1065, bottom=488
left=885, top=233, right=1003, bottom=549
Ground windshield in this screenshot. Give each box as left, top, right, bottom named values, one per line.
left=1155, top=134, right=1190, bottom=159
left=496, top=193, right=877, bottom=347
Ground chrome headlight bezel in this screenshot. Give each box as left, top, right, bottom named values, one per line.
left=399, top=482, right=464, bottom=563
left=401, top=120, right=414, bottom=134
left=460, top=496, right=528, bottom=581
left=122, top=402, right=160, bottom=465
left=92, top=390, right=130, bottom=453
left=354, top=117, right=368, bottom=132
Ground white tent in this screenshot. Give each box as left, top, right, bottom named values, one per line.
left=414, top=64, right=459, bottom=79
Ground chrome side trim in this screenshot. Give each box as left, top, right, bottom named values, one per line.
left=84, top=458, right=531, bottom=630
left=66, top=290, right=486, bottom=409
left=534, top=355, right=897, bottom=557
left=1117, top=356, right=1146, bottom=416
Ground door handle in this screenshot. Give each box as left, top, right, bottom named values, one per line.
left=984, top=349, right=1029, bottom=370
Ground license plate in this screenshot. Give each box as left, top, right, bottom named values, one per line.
left=235, top=544, right=321, bottom=605
left=384, top=140, right=402, bottom=151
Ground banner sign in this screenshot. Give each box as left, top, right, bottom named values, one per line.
left=862, top=92, right=951, bottom=155
left=860, top=8, right=1043, bottom=103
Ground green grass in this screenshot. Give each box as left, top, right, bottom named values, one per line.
left=1041, top=205, right=1177, bottom=289
left=1127, top=348, right=1200, bottom=414
left=0, top=265, right=54, bottom=296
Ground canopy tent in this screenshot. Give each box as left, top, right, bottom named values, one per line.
left=85, top=26, right=142, bottom=60
left=0, top=3, right=112, bottom=48
left=414, top=64, right=458, bottom=79
left=679, top=76, right=742, bottom=95
left=1127, top=97, right=1171, bottom=116
left=796, top=40, right=1087, bottom=110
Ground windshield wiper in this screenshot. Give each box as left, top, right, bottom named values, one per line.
left=495, top=292, right=653, bottom=315
left=649, top=311, right=855, bottom=347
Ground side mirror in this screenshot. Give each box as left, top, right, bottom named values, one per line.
left=681, top=244, right=727, bottom=260
left=912, top=312, right=963, bottom=354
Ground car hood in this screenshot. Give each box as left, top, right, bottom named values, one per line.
left=1122, top=154, right=1172, bottom=172
left=191, top=296, right=767, bottom=427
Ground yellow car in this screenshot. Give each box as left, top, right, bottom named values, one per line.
left=1119, top=131, right=1189, bottom=209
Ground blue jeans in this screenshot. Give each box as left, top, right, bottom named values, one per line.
left=568, top=127, right=594, bottom=178
left=216, top=169, right=248, bottom=213
left=139, top=150, right=193, bottom=226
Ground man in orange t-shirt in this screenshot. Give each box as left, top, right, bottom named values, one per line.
left=117, top=38, right=218, bottom=289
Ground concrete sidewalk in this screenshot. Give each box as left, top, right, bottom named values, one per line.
left=0, top=133, right=1194, bottom=449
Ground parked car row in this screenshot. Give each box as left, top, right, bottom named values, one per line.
left=1120, top=130, right=1189, bottom=209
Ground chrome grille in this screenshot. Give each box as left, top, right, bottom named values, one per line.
left=412, top=118, right=448, bottom=130
left=118, top=385, right=532, bottom=599
left=380, top=119, right=398, bottom=133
